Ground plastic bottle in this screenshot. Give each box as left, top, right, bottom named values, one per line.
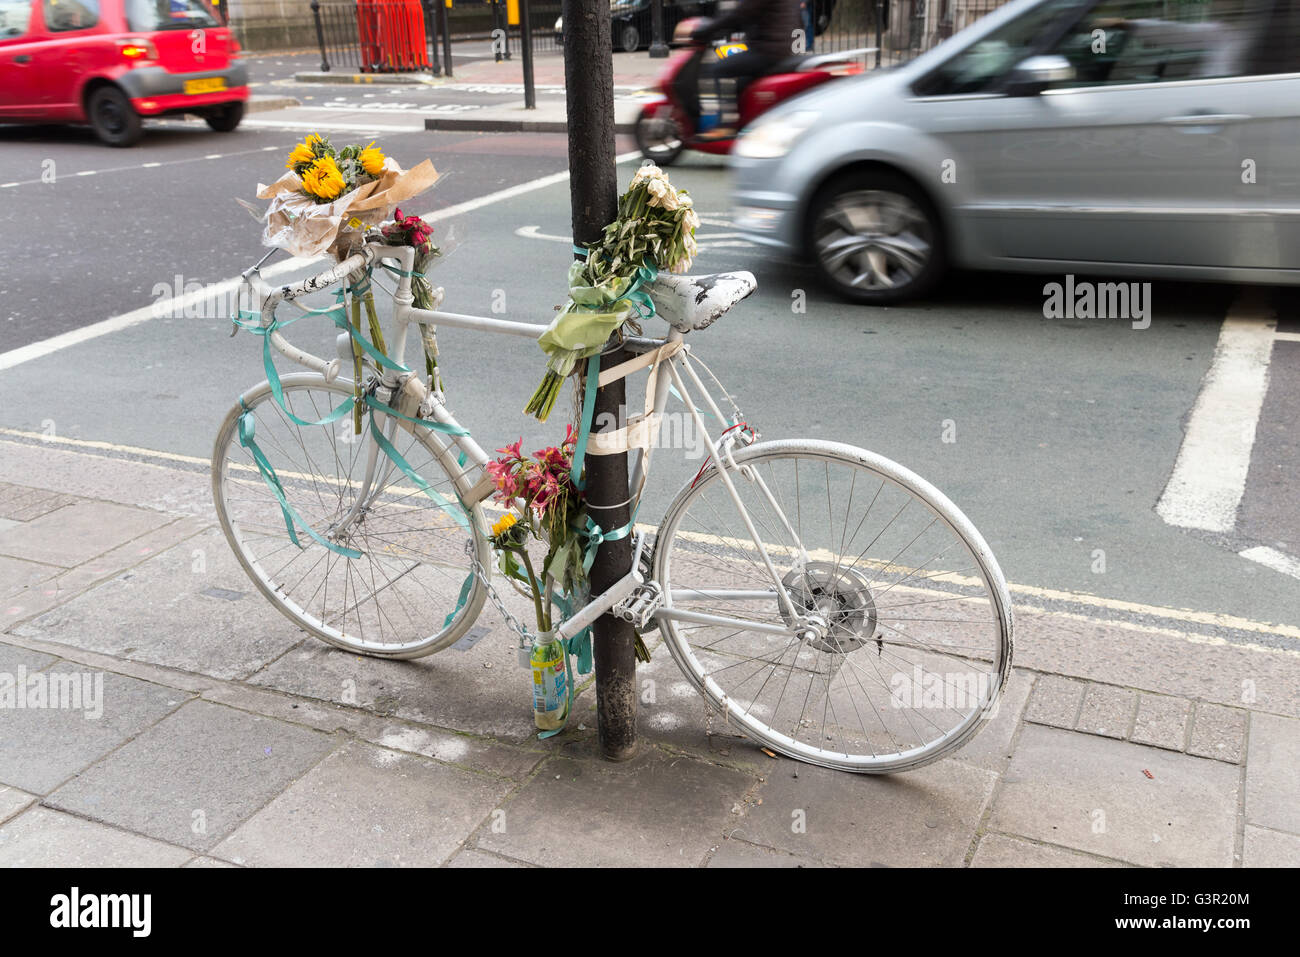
left=530, top=633, right=568, bottom=732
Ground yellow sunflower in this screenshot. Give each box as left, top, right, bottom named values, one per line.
left=285, top=136, right=317, bottom=170
left=300, top=156, right=346, bottom=201
left=490, top=513, right=518, bottom=537
left=359, top=141, right=386, bottom=177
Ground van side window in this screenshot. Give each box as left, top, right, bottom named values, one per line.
left=0, top=0, right=33, bottom=37
left=1046, top=0, right=1274, bottom=85
left=1253, top=0, right=1300, bottom=74
left=914, top=0, right=1086, bottom=95
left=43, top=0, right=99, bottom=31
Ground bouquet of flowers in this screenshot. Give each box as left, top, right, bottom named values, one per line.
left=487, top=431, right=650, bottom=662
left=487, top=427, right=590, bottom=621
left=242, top=133, right=440, bottom=259
left=381, top=207, right=444, bottom=391
left=523, top=165, right=700, bottom=422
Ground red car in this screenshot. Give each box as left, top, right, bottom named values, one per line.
left=0, top=0, right=248, bottom=146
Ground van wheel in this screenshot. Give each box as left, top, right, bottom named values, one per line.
left=620, top=24, right=640, bottom=53
left=88, top=86, right=143, bottom=147
left=807, top=169, right=946, bottom=305
left=204, top=101, right=245, bottom=133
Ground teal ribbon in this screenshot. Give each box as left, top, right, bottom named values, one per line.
left=232, top=284, right=480, bottom=630
left=236, top=400, right=362, bottom=559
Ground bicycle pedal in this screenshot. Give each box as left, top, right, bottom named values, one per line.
left=614, top=581, right=664, bottom=631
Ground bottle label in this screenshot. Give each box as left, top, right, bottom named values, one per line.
left=532, top=644, right=567, bottom=713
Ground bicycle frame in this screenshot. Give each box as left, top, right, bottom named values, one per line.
left=244, top=240, right=812, bottom=646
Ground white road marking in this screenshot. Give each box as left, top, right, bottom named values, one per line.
left=1240, top=546, right=1300, bottom=580
left=1156, top=295, right=1276, bottom=533
left=0, top=146, right=286, bottom=188
left=1276, top=331, right=1300, bottom=342
left=0, top=150, right=642, bottom=371
left=235, top=118, right=420, bottom=133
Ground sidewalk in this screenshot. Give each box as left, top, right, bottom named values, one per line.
left=1, top=431, right=1298, bottom=867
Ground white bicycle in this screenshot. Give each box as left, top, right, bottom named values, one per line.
left=212, top=237, right=1013, bottom=773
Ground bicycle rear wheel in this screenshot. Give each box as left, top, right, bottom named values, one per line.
left=654, top=439, right=1012, bottom=773
left=212, top=373, right=489, bottom=659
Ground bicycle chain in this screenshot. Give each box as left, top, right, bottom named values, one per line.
left=464, top=540, right=536, bottom=647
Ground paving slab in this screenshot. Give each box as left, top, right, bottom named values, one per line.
left=731, top=756, right=995, bottom=867
left=1244, top=712, right=1300, bottom=835
left=0, top=806, right=192, bottom=867
left=970, top=832, right=1125, bottom=867
left=0, top=555, right=60, bottom=601
left=1076, top=684, right=1136, bottom=739
left=0, top=501, right=171, bottom=568
left=1188, top=702, right=1248, bottom=763
left=14, top=527, right=309, bottom=680
left=200, top=680, right=548, bottom=780
left=0, top=667, right=186, bottom=794
left=0, top=483, right=79, bottom=522
left=1242, top=825, right=1300, bottom=867
left=249, top=626, right=550, bottom=744
left=45, top=699, right=335, bottom=851
left=0, top=515, right=210, bottom=632
left=988, top=724, right=1239, bottom=867
left=1130, top=693, right=1191, bottom=751
left=446, top=849, right=529, bottom=868
left=0, top=440, right=213, bottom=518
left=0, top=638, right=57, bottom=673
left=622, top=640, right=765, bottom=770
left=1014, top=608, right=1300, bottom=718
left=0, top=785, right=35, bottom=825
left=183, top=856, right=240, bottom=868
left=1024, top=673, right=1085, bottom=728
left=951, top=667, right=1033, bottom=773
left=212, top=740, right=513, bottom=867
left=706, top=837, right=828, bottom=868
left=476, top=741, right=756, bottom=867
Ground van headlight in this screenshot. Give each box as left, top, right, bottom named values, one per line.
left=734, top=110, right=820, bottom=159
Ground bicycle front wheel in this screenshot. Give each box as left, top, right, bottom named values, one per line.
left=654, top=439, right=1012, bottom=773
left=212, top=373, right=489, bottom=659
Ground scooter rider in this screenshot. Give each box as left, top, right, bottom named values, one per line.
left=690, top=0, right=803, bottom=139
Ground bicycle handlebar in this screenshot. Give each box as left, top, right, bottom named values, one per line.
left=242, top=244, right=392, bottom=382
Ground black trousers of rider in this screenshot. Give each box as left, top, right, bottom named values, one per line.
left=699, top=50, right=782, bottom=125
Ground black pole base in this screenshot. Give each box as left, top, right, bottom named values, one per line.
left=648, top=41, right=669, bottom=58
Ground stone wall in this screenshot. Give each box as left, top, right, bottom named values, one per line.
left=227, top=0, right=320, bottom=52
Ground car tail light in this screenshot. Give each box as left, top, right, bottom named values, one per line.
left=118, top=39, right=159, bottom=63
left=827, top=62, right=864, bottom=76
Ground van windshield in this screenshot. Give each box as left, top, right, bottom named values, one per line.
left=126, top=0, right=219, bottom=30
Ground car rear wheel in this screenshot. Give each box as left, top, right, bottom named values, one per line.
left=204, top=101, right=245, bottom=133
left=88, top=86, right=143, bottom=147
left=808, top=170, right=946, bottom=305
left=620, top=24, right=640, bottom=53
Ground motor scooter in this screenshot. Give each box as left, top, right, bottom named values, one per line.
left=633, top=18, right=868, bottom=165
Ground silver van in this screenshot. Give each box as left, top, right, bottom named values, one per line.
left=730, top=0, right=1300, bottom=303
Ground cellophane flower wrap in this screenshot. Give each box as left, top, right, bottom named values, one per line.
left=241, top=133, right=440, bottom=260
left=524, top=164, right=699, bottom=422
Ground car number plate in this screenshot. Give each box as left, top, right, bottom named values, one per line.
left=184, top=77, right=226, bottom=95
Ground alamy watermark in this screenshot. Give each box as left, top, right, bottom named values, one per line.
left=0, top=666, right=104, bottom=720
left=1042, top=274, right=1151, bottom=329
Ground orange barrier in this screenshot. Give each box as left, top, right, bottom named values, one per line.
left=358, top=0, right=430, bottom=73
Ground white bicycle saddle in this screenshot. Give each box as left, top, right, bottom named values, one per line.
left=647, top=271, right=757, bottom=333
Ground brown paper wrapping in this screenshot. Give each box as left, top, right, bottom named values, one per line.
left=245, top=158, right=439, bottom=260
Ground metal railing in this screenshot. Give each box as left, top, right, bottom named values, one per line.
left=310, top=0, right=453, bottom=74
left=305, top=0, right=1009, bottom=78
